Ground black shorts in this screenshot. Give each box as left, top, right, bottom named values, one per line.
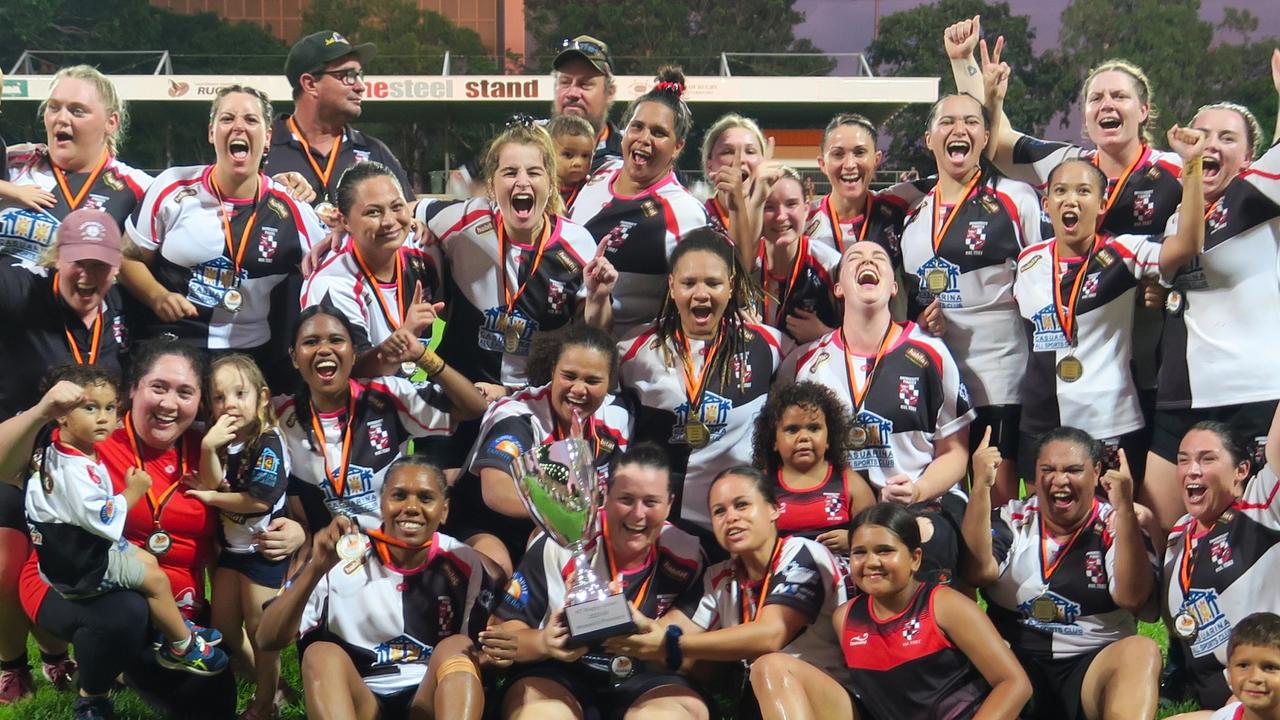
left=1150, top=400, right=1278, bottom=475
left=0, top=482, right=27, bottom=533
left=968, top=405, right=1021, bottom=459
left=217, top=550, right=288, bottom=590
left=1014, top=646, right=1104, bottom=720
left=373, top=687, right=417, bottom=720
left=505, top=661, right=702, bottom=720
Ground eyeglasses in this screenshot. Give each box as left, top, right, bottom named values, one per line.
left=311, top=68, right=366, bottom=87
left=559, top=38, right=611, bottom=65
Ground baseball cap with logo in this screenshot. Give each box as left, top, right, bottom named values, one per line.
left=57, top=208, right=122, bottom=267
left=553, top=35, right=613, bottom=76
left=286, top=31, right=377, bottom=90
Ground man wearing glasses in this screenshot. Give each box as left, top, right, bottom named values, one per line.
left=551, top=35, right=621, bottom=172
left=269, top=30, right=414, bottom=215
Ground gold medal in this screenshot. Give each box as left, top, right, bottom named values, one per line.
left=146, top=530, right=173, bottom=556
left=400, top=361, right=419, bottom=377
left=504, top=326, right=521, bottom=353
left=222, top=288, right=243, bottom=313
left=1056, top=356, right=1084, bottom=383
left=1174, top=612, right=1198, bottom=640
left=335, top=532, right=369, bottom=562
left=926, top=269, right=949, bottom=295
left=1164, top=289, right=1184, bottom=315
left=1030, top=595, right=1058, bottom=623
left=686, top=421, right=710, bottom=449
left=849, top=425, right=869, bottom=450
left=609, top=655, right=635, bottom=681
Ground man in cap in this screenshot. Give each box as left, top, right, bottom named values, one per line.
left=552, top=35, right=621, bottom=172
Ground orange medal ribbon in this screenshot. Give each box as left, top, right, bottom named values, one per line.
left=1178, top=520, right=1219, bottom=594
left=841, top=322, right=899, bottom=415
left=930, top=170, right=982, bottom=253
left=123, top=413, right=188, bottom=530
left=602, top=517, right=657, bottom=610
left=308, top=389, right=358, bottom=497
left=52, top=150, right=109, bottom=210
left=1038, top=499, right=1099, bottom=584
left=496, top=214, right=552, bottom=315
left=739, top=537, right=786, bottom=624
left=824, top=194, right=873, bottom=253
left=1094, top=146, right=1145, bottom=224
left=365, top=528, right=433, bottom=566
left=759, top=236, right=807, bottom=324
left=350, top=242, right=406, bottom=331
left=209, top=172, right=264, bottom=286
left=676, top=327, right=727, bottom=420
left=1050, top=235, right=1103, bottom=346
left=287, top=116, right=343, bottom=197
left=53, top=271, right=103, bottom=365
left=710, top=197, right=731, bottom=234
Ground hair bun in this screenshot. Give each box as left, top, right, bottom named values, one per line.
left=653, top=66, right=687, bottom=98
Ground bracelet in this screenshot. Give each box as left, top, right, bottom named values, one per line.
left=416, top=346, right=446, bottom=375
left=663, top=624, right=684, bottom=672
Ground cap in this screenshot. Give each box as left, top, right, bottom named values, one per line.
left=553, top=35, right=613, bottom=76
left=57, top=209, right=122, bottom=267
left=286, top=31, right=377, bottom=89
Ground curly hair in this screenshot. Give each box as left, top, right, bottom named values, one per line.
left=752, top=381, right=853, bottom=475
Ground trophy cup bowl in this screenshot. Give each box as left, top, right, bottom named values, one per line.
left=512, top=436, right=636, bottom=647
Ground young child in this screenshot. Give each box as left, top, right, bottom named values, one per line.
left=546, top=114, right=596, bottom=206
left=1209, top=612, right=1280, bottom=720
left=23, top=366, right=228, bottom=676
left=186, top=355, right=290, bottom=720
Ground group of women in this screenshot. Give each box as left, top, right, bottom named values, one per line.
left=0, top=13, right=1278, bottom=720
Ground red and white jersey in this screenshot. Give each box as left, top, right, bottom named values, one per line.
left=300, top=235, right=443, bottom=353
left=751, top=237, right=842, bottom=343
left=298, top=532, right=504, bottom=698
left=984, top=496, right=1157, bottom=660
left=274, top=377, right=453, bottom=530
left=780, top=324, right=974, bottom=493
left=805, top=181, right=930, bottom=259
left=1164, top=466, right=1280, bottom=707
left=678, top=535, right=849, bottom=677
left=900, top=172, right=1045, bottom=406
left=774, top=466, right=856, bottom=540
left=126, top=165, right=324, bottom=349
left=1, top=144, right=150, bottom=266
left=569, top=160, right=709, bottom=336
left=1013, top=234, right=1163, bottom=438
left=1160, top=140, right=1280, bottom=410
left=619, top=324, right=784, bottom=529
left=417, top=198, right=597, bottom=385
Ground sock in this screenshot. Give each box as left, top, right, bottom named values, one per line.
left=39, top=650, right=68, bottom=665
left=0, top=652, right=28, bottom=671
left=167, top=634, right=193, bottom=655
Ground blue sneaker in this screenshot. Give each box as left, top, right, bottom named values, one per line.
left=153, top=620, right=222, bottom=649
left=155, top=635, right=228, bottom=676
left=73, top=695, right=115, bottom=720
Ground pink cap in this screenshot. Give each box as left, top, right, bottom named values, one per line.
left=57, top=208, right=122, bottom=267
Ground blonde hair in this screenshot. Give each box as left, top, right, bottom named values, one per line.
left=39, top=65, right=128, bottom=156
left=1195, top=102, right=1263, bottom=159
left=1081, top=60, right=1158, bottom=145
left=482, top=122, right=566, bottom=216
left=208, top=354, right=278, bottom=443
left=773, top=165, right=807, bottom=201
left=700, top=113, right=766, bottom=170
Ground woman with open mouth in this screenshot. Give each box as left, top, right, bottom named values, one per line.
left=120, top=85, right=325, bottom=393
left=700, top=113, right=775, bottom=250
left=275, top=305, right=486, bottom=537
left=443, top=324, right=632, bottom=574
left=1163, top=406, right=1280, bottom=710
left=604, top=466, right=847, bottom=717
left=257, top=457, right=506, bottom=720
left=569, top=66, right=710, bottom=337
left=900, top=92, right=1047, bottom=506
left=618, top=229, right=783, bottom=544
left=484, top=443, right=710, bottom=720
left=962, top=425, right=1163, bottom=720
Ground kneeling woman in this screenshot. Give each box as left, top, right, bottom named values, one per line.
left=257, top=457, right=505, bottom=720
left=605, top=467, right=847, bottom=713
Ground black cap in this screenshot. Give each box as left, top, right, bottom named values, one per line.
left=553, top=35, right=613, bottom=75
left=286, top=31, right=376, bottom=89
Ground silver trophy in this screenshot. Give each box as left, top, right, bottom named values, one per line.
left=511, top=412, right=636, bottom=646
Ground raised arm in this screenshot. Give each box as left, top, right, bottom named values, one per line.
left=0, top=381, right=85, bottom=486
left=946, top=17, right=1021, bottom=168
left=256, top=514, right=350, bottom=652
left=1158, top=126, right=1208, bottom=278
left=961, top=427, right=1003, bottom=587
left=1100, top=449, right=1155, bottom=613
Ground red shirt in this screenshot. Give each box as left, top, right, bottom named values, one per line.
left=21, top=426, right=211, bottom=620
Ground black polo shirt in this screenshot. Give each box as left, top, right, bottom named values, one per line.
left=593, top=120, right=622, bottom=172
left=0, top=263, right=128, bottom=419
left=265, top=114, right=414, bottom=202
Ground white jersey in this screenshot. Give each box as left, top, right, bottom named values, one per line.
left=298, top=532, right=503, bottom=698
left=217, top=428, right=290, bottom=553
left=1159, top=140, right=1280, bottom=410
left=126, top=165, right=324, bottom=349
left=900, top=173, right=1045, bottom=406
left=417, top=198, right=598, bottom=385
left=619, top=323, right=784, bottom=529
left=984, top=496, right=1157, bottom=660
left=1164, top=466, right=1280, bottom=707
left=1013, top=234, right=1163, bottom=438
left=569, top=160, right=709, bottom=336
left=779, top=323, right=974, bottom=493
left=678, top=535, right=849, bottom=677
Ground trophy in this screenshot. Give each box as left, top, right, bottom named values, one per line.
left=511, top=413, right=636, bottom=646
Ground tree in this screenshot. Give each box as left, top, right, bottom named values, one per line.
left=866, top=0, right=1072, bottom=172
left=302, top=0, right=498, bottom=74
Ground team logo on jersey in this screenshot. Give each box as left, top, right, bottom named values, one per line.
left=503, top=572, right=530, bottom=610
left=1019, top=590, right=1082, bottom=628
left=255, top=447, right=279, bottom=475
left=824, top=492, right=845, bottom=520
left=1080, top=271, right=1101, bottom=299
left=0, top=207, right=58, bottom=264
left=374, top=635, right=429, bottom=667
left=670, top=391, right=734, bottom=447
left=849, top=409, right=894, bottom=470
left=600, top=221, right=636, bottom=253
left=81, top=193, right=108, bottom=212
left=1030, top=305, right=1072, bottom=352
left=730, top=350, right=754, bottom=384
left=916, top=256, right=961, bottom=308
left=1132, top=190, right=1156, bottom=225
left=437, top=596, right=455, bottom=631
left=479, top=308, right=538, bottom=354
left=488, top=434, right=525, bottom=462
left=898, top=377, right=919, bottom=411
left=1208, top=535, right=1234, bottom=571
left=188, top=256, right=247, bottom=309
left=258, top=227, right=278, bottom=261
left=1181, top=588, right=1232, bottom=657
left=546, top=278, right=569, bottom=314
left=901, top=617, right=921, bottom=642
left=101, top=169, right=125, bottom=191
left=1084, top=550, right=1107, bottom=588
left=99, top=497, right=115, bottom=524
left=963, top=222, right=988, bottom=254
left=1206, top=199, right=1229, bottom=235
left=111, top=315, right=128, bottom=350
left=322, top=464, right=378, bottom=516
left=367, top=420, right=390, bottom=455
left=654, top=593, right=677, bottom=618
left=354, top=150, right=371, bottom=164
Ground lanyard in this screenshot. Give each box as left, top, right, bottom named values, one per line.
left=677, top=328, right=726, bottom=418
left=496, top=214, right=552, bottom=314
left=52, top=150, right=110, bottom=210
left=365, top=528, right=433, bottom=567
left=841, top=322, right=898, bottom=415
left=1038, top=499, right=1099, bottom=584
left=53, top=272, right=103, bottom=365
left=710, top=197, right=731, bottom=233
left=209, top=172, right=264, bottom=282
left=759, top=236, right=807, bottom=324
left=1095, top=145, right=1145, bottom=223
left=824, top=194, right=873, bottom=253
left=1178, top=519, right=1222, bottom=594
left=350, top=242, right=406, bottom=331
left=1050, top=235, right=1103, bottom=346
left=738, top=537, right=785, bottom=624
left=930, top=170, right=982, bottom=253
left=308, top=388, right=357, bottom=497
left=287, top=116, right=343, bottom=196
left=602, top=517, right=656, bottom=610
left=124, top=413, right=188, bottom=529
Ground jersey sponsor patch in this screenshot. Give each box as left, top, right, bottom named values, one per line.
left=322, top=464, right=378, bottom=516
left=99, top=498, right=115, bottom=524
left=373, top=634, right=430, bottom=667
left=0, top=207, right=59, bottom=264
left=670, top=390, right=734, bottom=446
left=915, top=256, right=962, bottom=308
left=849, top=409, right=894, bottom=470
left=1181, top=588, right=1232, bottom=658
left=187, top=255, right=245, bottom=309
left=255, top=447, right=280, bottom=475
left=503, top=572, right=530, bottom=610
left=1030, top=305, right=1072, bottom=352
left=487, top=434, right=525, bottom=462
left=478, top=307, right=539, bottom=355
left=1018, top=590, right=1084, bottom=634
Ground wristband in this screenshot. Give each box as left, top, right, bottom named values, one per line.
left=416, top=347, right=446, bottom=375
left=663, top=624, right=684, bottom=672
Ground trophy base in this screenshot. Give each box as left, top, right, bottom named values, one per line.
left=564, top=592, right=638, bottom=648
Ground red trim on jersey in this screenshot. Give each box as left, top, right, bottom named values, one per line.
left=903, top=334, right=946, bottom=378
left=871, top=188, right=909, bottom=212
left=110, top=159, right=147, bottom=201
left=745, top=324, right=781, bottom=351
left=656, top=193, right=681, bottom=240
left=269, top=184, right=316, bottom=245
left=365, top=380, right=449, bottom=433
left=621, top=327, right=660, bottom=362
left=549, top=216, right=590, bottom=266
left=438, top=207, right=493, bottom=243
left=1241, top=167, right=1280, bottom=181
left=146, top=175, right=204, bottom=245
left=1154, top=158, right=1183, bottom=179
left=1235, top=471, right=1280, bottom=510
left=607, top=169, right=679, bottom=202
left=792, top=333, right=831, bottom=370
left=993, top=189, right=1024, bottom=244
left=1016, top=239, right=1053, bottom=262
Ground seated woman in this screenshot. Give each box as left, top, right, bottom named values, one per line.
left=257, top=457, right=505, bottom=720
left=605, top=466, right=846, bottom=716
left=963, top=426, right=1163, bottom=720
left=752, top=381, right=875, bottom=556
left=483, top=444, right=708, bottom=720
